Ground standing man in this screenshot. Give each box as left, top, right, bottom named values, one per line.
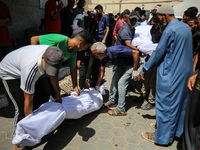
left=140, top=4, right=193, bottom=145
left=116, top=11, right=139, bottom=77
left=31, top=30, right=94, bottom=95
left=0, top=45, right=63, bottom=150
left=44, top=0, right=63, bottom=33
left=60, top=0, right=76, bottom=37
left=0, top=1, right=13, bottom=61
left=95, top=5, right=109, bottom=45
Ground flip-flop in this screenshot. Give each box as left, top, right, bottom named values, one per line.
left=102, top=101, right=117, bottom=108
left=108, top=108, right=127, bottom=116
left=141, top=132, right=155, bottom=143
left=150, top=123, right=156, bottom=130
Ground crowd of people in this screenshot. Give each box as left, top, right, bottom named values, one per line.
left=0, top=0, right=200, bottom=149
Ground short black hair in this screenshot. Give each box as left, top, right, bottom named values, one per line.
left=185, top=7, right=198, bottom=18
left=75, top=30, right=94, bottom=45
left=95, top=5, right=103, bottom=11
left=87, top=11, right=91, bottom=15
left=123, top=9, right=130, bottom=15
left=134, top=7, right=141, bottom=12
left=117, top=12, right=120, bottom=16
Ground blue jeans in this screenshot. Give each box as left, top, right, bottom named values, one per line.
left=109, top=65, right=133, bottom=111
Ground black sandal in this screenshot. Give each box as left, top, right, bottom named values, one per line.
left=102, top=101, right=117, bottom=108
left=108, top=108, right=127, bottom=116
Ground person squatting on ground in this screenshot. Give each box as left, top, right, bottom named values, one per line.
left=91, top=42, right=139, bottom=116
left=139, top=4, right=193, bottom=145
left=31, top=30, right=94, bottom=96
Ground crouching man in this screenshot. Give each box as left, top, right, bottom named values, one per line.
left=91, top=42, right=138, bottom=116
left=0, top=45, right=64, bottom=150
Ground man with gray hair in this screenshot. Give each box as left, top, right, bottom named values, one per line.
left=91, top=42, right=138, bottom=116
left=139, top=4, right=193, bottom=145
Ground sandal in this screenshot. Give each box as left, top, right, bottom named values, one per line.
left=102, top=101, right=117, bottom=108
left=150, top=123, right=156, bottom=130
left=141, top=132, right=155, bottom=143
left=108, top=108, right=127, bottom=116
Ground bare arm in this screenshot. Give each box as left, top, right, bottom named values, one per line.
left=96, top=66, right=105, bottom=86
left=193, top=53, right=198, bottom=74
left=31, top=36, right=40, bottom=45
left=49, top=76, right=62, bottom=103
left=70, top=67, right=80, bottom=96
left=49, top=1, right=63, bottom=20
left=0, top=18, right=12, bottom=27
left=114, top=35, right=117, bottom=41
left=24, top=92, right=34, bottom=116
left=125, top=40, right=137, bottom=51
left=187, top=73, right=198, bottom=91
left=102, top=26, right=109, bottom=44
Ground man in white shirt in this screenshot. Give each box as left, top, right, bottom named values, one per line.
left=0, top=45, right=64, bottom=138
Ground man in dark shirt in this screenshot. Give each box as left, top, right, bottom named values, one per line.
left=95, top=5, right=110, bottom=45
left=91, top=42, right=138, bottom=116
left=116, top=11, right=139, bottom=78
left=60, top=0, right=76, bottom=37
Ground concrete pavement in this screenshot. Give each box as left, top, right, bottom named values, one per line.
left=0, top=63, right=182, bottom=150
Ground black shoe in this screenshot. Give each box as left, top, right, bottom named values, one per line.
left=141, top=102, right=155, bottom=110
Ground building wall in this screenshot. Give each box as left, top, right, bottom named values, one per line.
left=2, top=0, right=183, bottom=41
left=85, top=0, right=184, bottom=14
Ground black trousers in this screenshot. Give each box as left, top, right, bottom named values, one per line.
left=1, top=77, right=54, bottom=134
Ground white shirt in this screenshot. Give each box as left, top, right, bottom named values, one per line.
left=0, top=45, right=49, bottom=94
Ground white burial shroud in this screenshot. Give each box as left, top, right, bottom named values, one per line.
left=132, top=25, right=158, bottom=56
left=12, top=86, right=106, bottom=147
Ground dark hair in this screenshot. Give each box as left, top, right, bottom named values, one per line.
left=134, top=7, right=141, bottom=12
left=185, top=7, right=198, bottom=18
left=123, top=9, right=130, bottom=15
left=75, top=30, right=94, bottom=44
left=95, top=5, right=103, bottom=11
left=117, top=13, right=120, bottom=16
left=77, top=0, right=85, bottom=4
left=188, top=17, right=198, bottom=24
left=87, top=11, right=91, bottom=15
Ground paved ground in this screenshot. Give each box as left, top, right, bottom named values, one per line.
left=0, top=63, right=182, bottom=150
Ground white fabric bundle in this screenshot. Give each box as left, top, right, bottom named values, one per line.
left=132, top=25, right=158, bottom=55
left=72, top=14, right=85, bottom=30
left=12, top=87, right=104, bottom=147
left=12, top=102, right=66, bottom=148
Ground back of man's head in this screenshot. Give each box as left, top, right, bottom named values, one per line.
left=95, top=5, right=103, bottom=11
left=185, top=7, right=198, bottom=18
left=123, top=9, right=130, bottom=15
left=75, top=30, right=94, bottom=45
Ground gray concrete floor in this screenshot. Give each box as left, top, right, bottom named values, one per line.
left=0, top=62, right=182, bottom=150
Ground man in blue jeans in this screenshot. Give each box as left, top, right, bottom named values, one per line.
left=91, top=42, right=138, bottom=116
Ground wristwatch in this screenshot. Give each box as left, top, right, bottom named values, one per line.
left=86, top=79, right=90, bottom=83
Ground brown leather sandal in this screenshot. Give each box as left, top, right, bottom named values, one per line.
left=141, top=132, right=155, bottom=143
left=102, top=101, right=117, bottom=108
left=108, top=108, right=127, bottom=116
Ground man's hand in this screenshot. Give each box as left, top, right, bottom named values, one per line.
left=77, top=60, right=83, bottom=68
left=58, top=1, right=64, bottom=9
left=84, top=82, right=90, bottom=89
left=55, top=96, right=62, bottom=103
left=187, top=74, right=198, bottom=91
left=138, top=73, right=145, bottom=80
left=73, top=86, right=80, bottom=96
left=102, top=39, right=106, bottom=44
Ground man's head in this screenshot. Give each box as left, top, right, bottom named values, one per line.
left=187, top=17, right=198, bottom=34
left=95, top=5, right=103, bottom=15
left=129, top=11, right=139, bottom=27
left=182, top=7, right=198, bottom=23
left=134, top=7, right=141, bottom=15
left=67, top=0, right=75, bottom=8
left=74, top=30, right=94, bottom=51
left=122, top=9, right=130, bottom=22
left=156, top=4, right=174, bottom=29
left=77, top=0, right=85, bottom=8
left=91, top=42, right=107, bottom=59
left=43, top=46, right=64, bottom=76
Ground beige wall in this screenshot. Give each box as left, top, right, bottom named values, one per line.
left=85, top=0, right=183, bottom=14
